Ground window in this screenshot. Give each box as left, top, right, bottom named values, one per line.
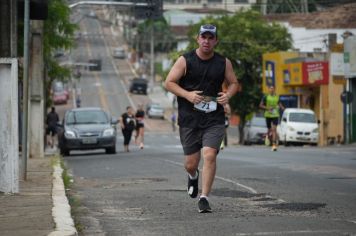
left=66, top=110, right=109, bottom=125
left=289, top=113, right=316, bottom=123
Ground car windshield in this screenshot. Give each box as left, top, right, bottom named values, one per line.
left=151, top=104, right=163, bottom=110
left=66, top=110, right=109, bottom=125
left=251, top=118, right=266, bottom=127
left=289, top=112, right=316, bottom=123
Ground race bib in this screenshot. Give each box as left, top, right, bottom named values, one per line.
left=194, top=99, right=217, bottom=113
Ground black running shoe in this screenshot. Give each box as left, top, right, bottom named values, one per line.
left=198, top=197, right=212, bottom=213
left=187, top=170, right=199, bottom=198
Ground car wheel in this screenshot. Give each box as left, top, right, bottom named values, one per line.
left=106, top=146, right=116, bottom=154
left=284, top=135, right=289, bottom=147
left=243, top=134, right=250, bottom=145
left=60, top=148, right=70, bottom=156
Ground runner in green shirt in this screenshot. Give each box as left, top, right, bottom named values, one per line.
left=259, top=86, right=284, bottom=151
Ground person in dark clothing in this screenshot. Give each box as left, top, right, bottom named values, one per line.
left=135, top=104, right=145, bottom=149
left=220, top=103, right=231, bottom=150
left=171, top=112, right=177, bottom=132
left=46, top=106, right=59, bottom=148
left=164, top=24, right=240, bottom=213
left=120, top=106, right=136, bottom=152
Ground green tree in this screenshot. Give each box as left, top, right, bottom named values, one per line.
left=179, top=10, right=292, bottom=142
left=136, top=18, right=176, bottom=53
left=43, top=0, right=77, bottom=106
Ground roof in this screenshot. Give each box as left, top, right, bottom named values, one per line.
left=264, top=3, right=356, bottom=29
left=171, top=26, right=191, bottom=38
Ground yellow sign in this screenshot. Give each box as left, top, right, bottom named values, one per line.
left=262, top=52, right=298, bottom=95
left=332, top=76, right=346, bottom=85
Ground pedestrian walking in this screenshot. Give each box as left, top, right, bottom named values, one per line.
left=259, top=85, right=284, bottom=151
left=220, top=103, right=231, bottom=150
left=120, top=106, right=136, bottom=152
left=164, top=24, right=240, bottom=213
left=135, top=104, right=145, bottom=149
left=46, top=106, right=59, bottom=149
left=171, top=112, right=177, bottom=132
left=76, top=96, right=81, bottom=108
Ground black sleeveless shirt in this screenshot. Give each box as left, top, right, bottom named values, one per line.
left=177, top=50, right=226, bottom=128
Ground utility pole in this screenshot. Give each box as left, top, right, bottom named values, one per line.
left=150, top=20, right=155, bottom=83
left=29, top=20, right=45, bottom=159
left=261, top=0, right=267, bottom=15
left=301, top=0, right=309, bottom=13
left=21, top=0, right=30, bottom=180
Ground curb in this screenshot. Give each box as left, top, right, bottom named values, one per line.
left=48, top=162, right=77, bottom=236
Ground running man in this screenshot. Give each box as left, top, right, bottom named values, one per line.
left=164, top=24, right=239, bottom=213
left=259, top=85, right=284, bottom=151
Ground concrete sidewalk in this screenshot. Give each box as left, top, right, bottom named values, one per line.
left=0, top=155, right=77, bottom=236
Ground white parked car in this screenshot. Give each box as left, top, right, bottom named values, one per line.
left=277, top=108, right=319, bottom=146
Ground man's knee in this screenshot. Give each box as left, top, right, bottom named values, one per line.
left=203, top=148, right=217, bottom=164
left=184, top=153, right=200, bottom=172
left=184, top=162, right=197, bottom=173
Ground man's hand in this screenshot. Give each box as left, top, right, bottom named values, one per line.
left=186, top=91, right=204, bottom=104
left=217, top=92, right=230, bottom=105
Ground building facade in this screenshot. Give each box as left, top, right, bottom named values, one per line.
left=163, top=0, right=256, bottom=12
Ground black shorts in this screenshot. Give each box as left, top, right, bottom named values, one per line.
left=179, top=124, right=225, bottom=155
left=46, top=125, right=57, bottom=136
left=266, top=117, right=279, bottom=129
left=136, top=123, right=144, bottom=130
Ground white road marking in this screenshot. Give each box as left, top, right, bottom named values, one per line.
left=215, top=175, right=258, bottom=194
left=164, top=160, right=258, bottom=194
left=346, top=219, right=356, bottom=224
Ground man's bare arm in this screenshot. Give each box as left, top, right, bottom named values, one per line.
left=217, top=58, right=240, bottom=105
left=164, top=56, right=203, bottom=104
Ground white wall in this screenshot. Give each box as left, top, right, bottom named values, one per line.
left=0, top=59, right=19, bottom=193
left=281, top=22, right=356, bottom=52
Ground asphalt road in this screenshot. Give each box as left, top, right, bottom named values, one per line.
left=62, top=7, right=356, bottom=236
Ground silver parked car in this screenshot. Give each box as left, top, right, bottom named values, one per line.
left=112, top=47, right=125, bottom=59
left=58, top=107, right=117, bottom=156
left=146, top=103, right=165, bottom=119
left=243, top=115, right=268, bottom=145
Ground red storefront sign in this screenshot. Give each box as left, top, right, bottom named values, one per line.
left=302, top=62, right=329, bottom=85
